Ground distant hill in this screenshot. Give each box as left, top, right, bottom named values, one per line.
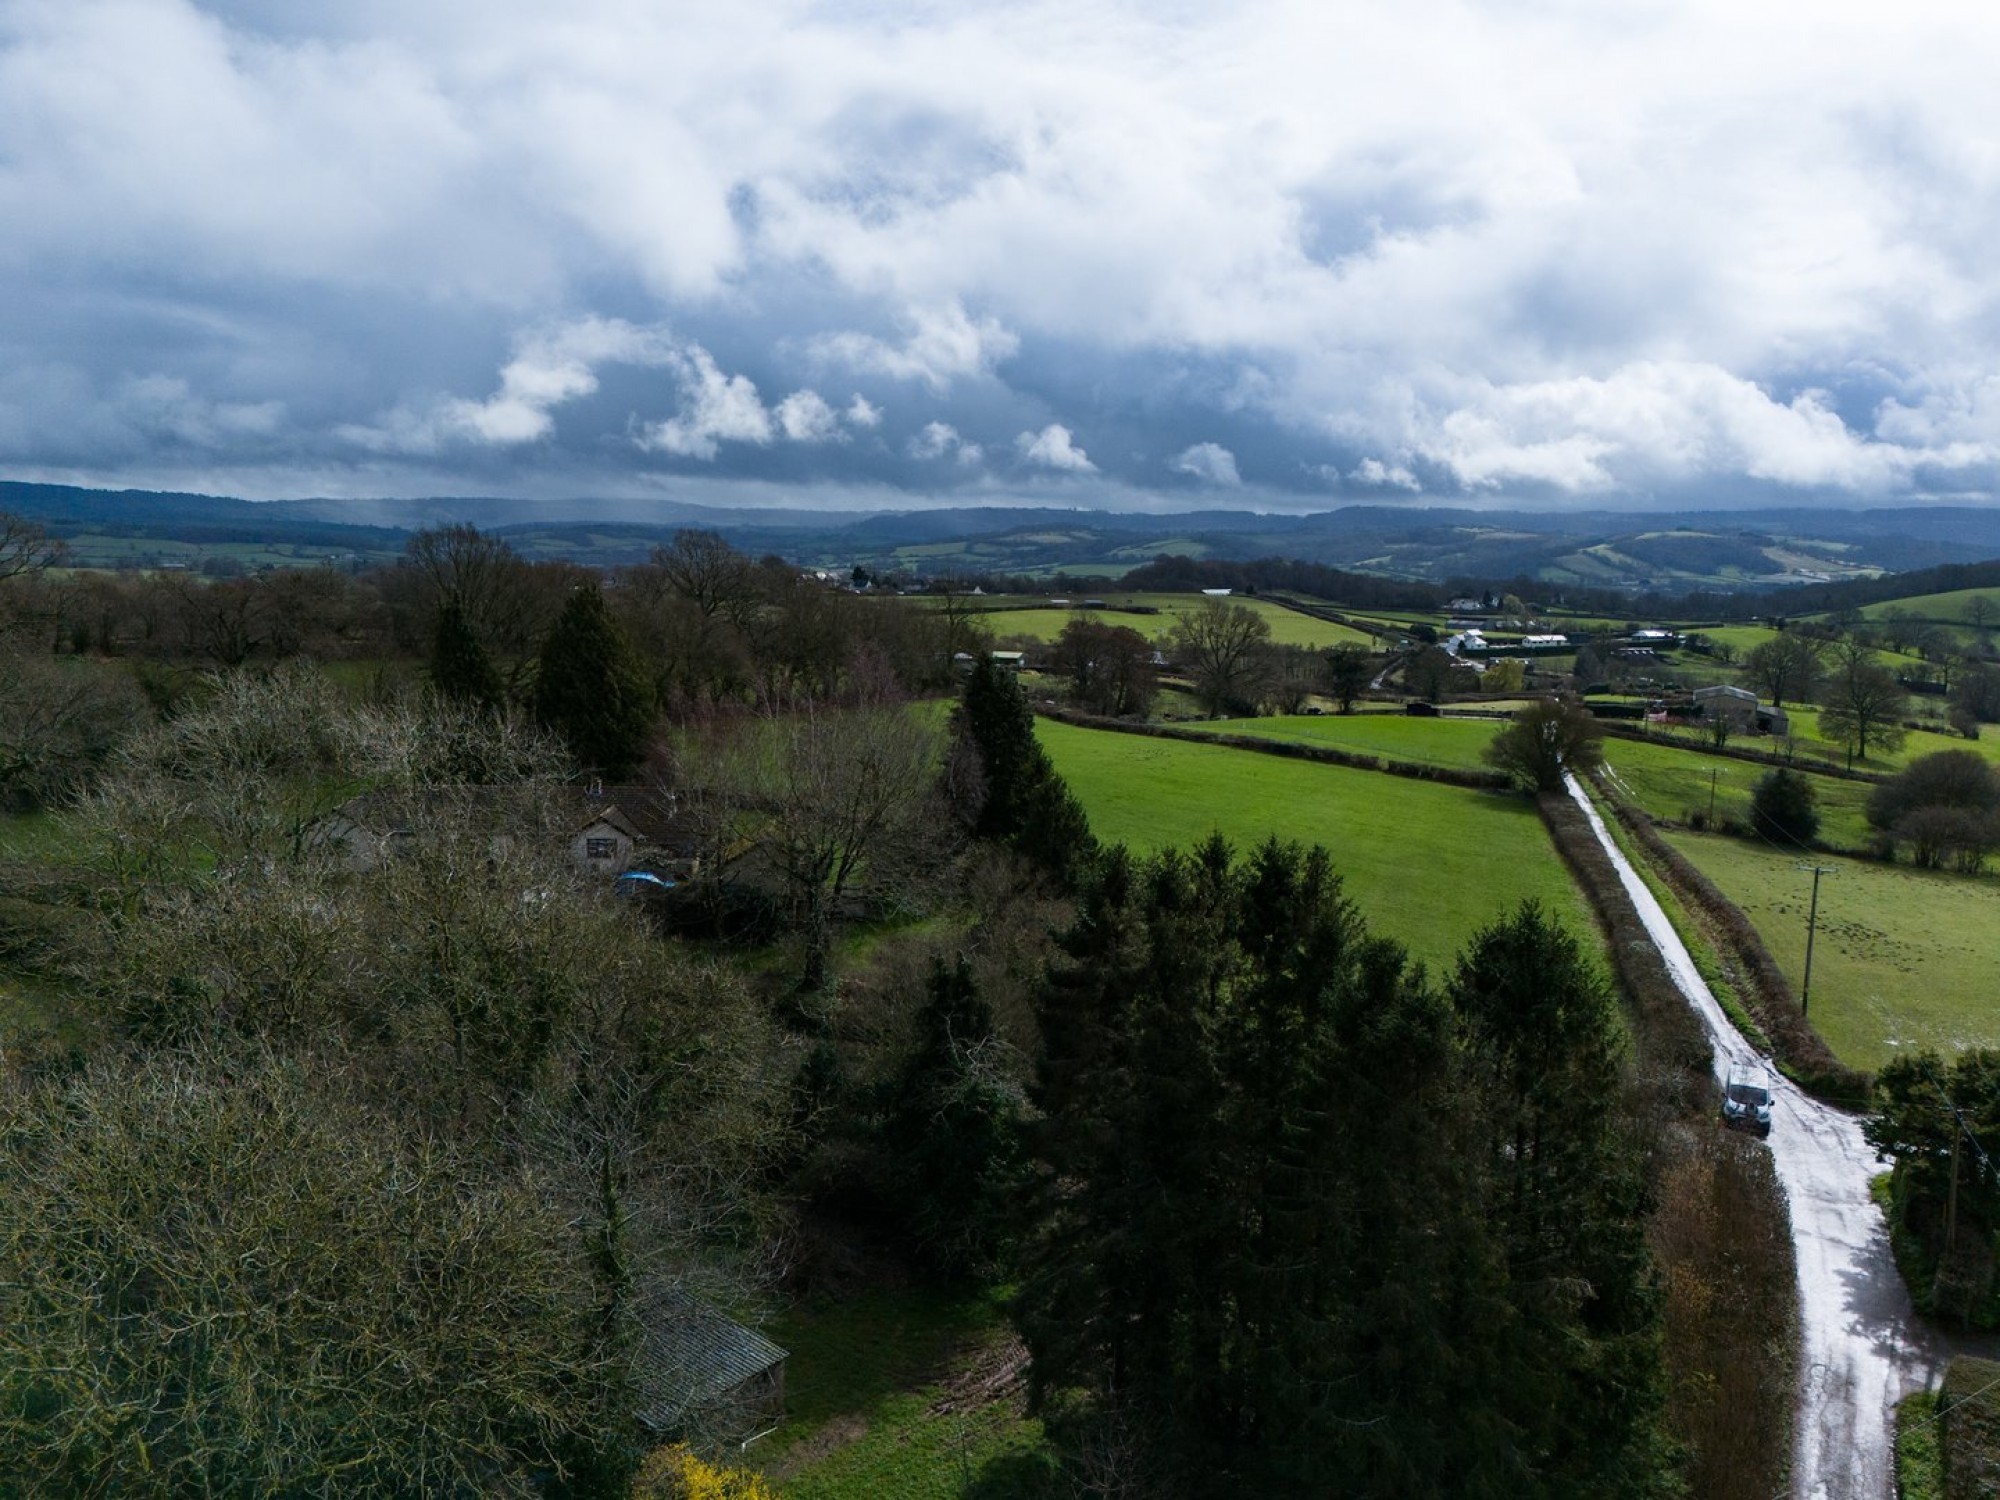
left=7, top=480, right=2000, bottom=595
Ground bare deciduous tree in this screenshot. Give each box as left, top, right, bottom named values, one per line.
left=1171, top=598, right=1272, bottom=717
left=687, top=699, right=944, bottom=993
left=1483, top=697, right=1605, bottom=791
left=1052, top=616, right=1156, bottom=717
left=0, top=511, right=63, bottom=587
left=0, top=649, right=145, bottom=808
left=1743, top=632, right=1825, bottom=708
left=1818, top=638, right=1908, bottom=766
left=650, top=528, right=759, bottom=624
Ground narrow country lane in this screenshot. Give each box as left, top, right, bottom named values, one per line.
left=1564, top=776, right=1951, bottom=1500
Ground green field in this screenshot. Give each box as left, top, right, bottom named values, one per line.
left=51, top=533, right=394, bottom=571
left=1858, top=587, right=2000, bottom=625
left=1595, top=736, right=1875, bottom=850
left=1694, top=625, right=1780, bottom=658
left=1774, top=707, right=2000, bottom=775
left=966, top=594, right=1372, bottom=649
left=1038, top=718, right=1594, bottom=973
left=1660, top=831, right=2000, bottom=1071
left=1171, top=711, right=1503, bottom=772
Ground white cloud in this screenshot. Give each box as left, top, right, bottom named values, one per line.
left=1169, top=441, right=1240, bottom=486
left=342, top=317, right=673, bottom=453
left=1016, top=423, right=1096, bottom=473
left=908, top=420, right=982, bottom=465
left=775, top=388, right=843, bottom=443
left=845, top=394, right=883, bottom=428
left=1409, top=361, right=1995, bottom=495
left=11, top=2, right=2000, bottom=503
left=1349, top=457, right=1420, bottom=491
left=637, top=344, right=774, bottom=460
left=813, top=303, right=1019, bottom=390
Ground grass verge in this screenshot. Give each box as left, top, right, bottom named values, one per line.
left=1165, top=711, right=1502, bottom=772
left=1583, top=786, right=1775, bottom=1058
left=1591, top=777, right=1869, bottom=1103
left=757, top=1287, right=1057, bottom=1500
left=1897, top=1391, right=1944, bottom=1500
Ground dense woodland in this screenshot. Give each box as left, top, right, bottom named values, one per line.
left=0, top=511, right=1927, bottom=1496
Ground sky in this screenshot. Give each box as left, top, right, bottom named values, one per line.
left=4, top=0, right=2000, bottom=515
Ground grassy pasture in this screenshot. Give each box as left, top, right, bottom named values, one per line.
left=759, top=1288, right=1055, bottom=1499
left=1859, top=587, right=2000, bottom=624
left=1694, top=625, right=1780, bottom=658
left=1658, top=831, right=2000, bottom=1071
left=1595, top=736, right=1875, bottom=851
left=964, top=593, right=1371, bottom=648
left=1773, top=707, right=2000, bottom=776
left=1037, top=718, right=1594, bottom=973
left=54, top=533, right=392, bottom=571
left=1171, top=711, right=1502, bottom=773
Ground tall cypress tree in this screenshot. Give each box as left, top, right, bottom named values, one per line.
left=1450, top=901, right=1670, bottom=1492
left=955, top=657, right=1096, bottom=888
left=428, top=598, right=506, bottom=713
left=879, top=955, right=1029, bottom=1278
left=532, top=585, right=655, bottom=779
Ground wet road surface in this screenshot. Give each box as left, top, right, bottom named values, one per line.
left=1566, top=777, right=1953, bottom=1499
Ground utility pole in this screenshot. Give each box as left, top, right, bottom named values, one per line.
left=1799, top=864, right=1834, bottom=1016
left=1707, top=766, right=1718, bottom=828
left=1947, top=1130, right=1961, bottom=1260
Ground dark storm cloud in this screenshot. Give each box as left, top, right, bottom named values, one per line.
left=3, top=0, right=1999, bottom=511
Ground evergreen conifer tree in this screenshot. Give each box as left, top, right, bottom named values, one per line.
left=428, top=598, right=506, bottom=713
left=1449, top=902, right=1670, bottom=1492
left=880, top=955, right=1029, bottom=1278
left=1752, top=766, right=1820, bottom=844
left=531, top=585, right=655, bottom=779
left=1018, top=857, right=1672, bottom=1494
left=955, top=658, right=1096, bottom=888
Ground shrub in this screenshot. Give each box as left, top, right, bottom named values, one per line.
left=632, top=1444, right=776, bottom=1499
left=1750, top=767, right=1820, bottom=846
left=1484, top=697, right=1604, bottom=792
left=1869, top=751, right=2000, bottom=871
left=1869, top=751, right=2000, bottom=831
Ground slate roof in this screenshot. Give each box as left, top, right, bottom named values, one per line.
left=633, top=1290, right=788, bottom=1431
left=581, top=785, right=703, bottom=854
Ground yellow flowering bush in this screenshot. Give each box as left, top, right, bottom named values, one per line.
left=631, top=1443, right=778, bottom=1500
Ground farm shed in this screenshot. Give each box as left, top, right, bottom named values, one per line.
left=634, top=1291, right=788, bottom=1441
left=1693, top=683, right=1760, bottom=731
